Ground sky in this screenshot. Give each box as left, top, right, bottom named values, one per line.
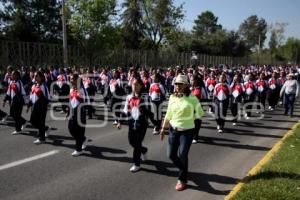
left=173, top=0, right=300, bottom=40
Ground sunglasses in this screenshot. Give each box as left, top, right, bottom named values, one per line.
left=175, top=83, right=184, bottom=86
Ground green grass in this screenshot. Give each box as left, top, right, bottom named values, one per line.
left=233, top=127, right=300, bottom=200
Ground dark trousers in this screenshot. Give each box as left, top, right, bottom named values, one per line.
left=244, top=95, right=255, bottom=117
left=68, top=109, right=86, bottom=152
left=193, top=119, right=202, bottom=141
left=111, top=98, right=122, bottom=121
left=231, top=102, right=240, bottom=123
left=30, top=105, right=48, bottom=141
left=10, top=103, right=26, bottom=132
left=0, top=109, right=7, bottom=120
left=128, top=123, right=148, bottom=167
left=167, top=126, right=194, bottom=183
left=151, top=101, right=163, bottom=130
left=257, top=92, right=266, bottom=110
left=284, top=94, right=296, bottom=116
left=268, top=90, right=279, bottom=108
left=87, top=98, right=95, bottom=118
left=58, top=98, right=68, bottom=112
left=214, top=99, right=229, bottom=128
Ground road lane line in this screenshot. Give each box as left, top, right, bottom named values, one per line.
left=0, top=150, right=60, bottom=171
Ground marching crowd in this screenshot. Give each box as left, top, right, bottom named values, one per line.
left=0, top=64, right=299, bottom=191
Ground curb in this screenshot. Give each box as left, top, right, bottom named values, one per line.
left=224, top=119, right=300, bottom=200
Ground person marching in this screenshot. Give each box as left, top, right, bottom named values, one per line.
left=278, top=71, right=287, bottom=105
left=27, top=71, right=51, bottom=144
left=109, top=70, right=126, bottom=125
left=54, top=68, right=70, bottom=113
left=142, top=70, right=151, bottom=93
left=268, top=72, right=280, bottom=111
left=66, top=73, right=89, bottom=156
left=191, top=74, right=207, bottom=143
left=213, top=73, right=231, bottom=133
left=256, top=73, right=268, bottom=112
left=1, top=66, right=13, bottom=124
left=83, top=69, right=97, bottom=119
left=149, top=74, right=166, bottom=135
left=98, top=68, right=110, bottom=105
left=2, top=66, right=13, bottom=90
left=205, top=72, right=217, bottom=114
left=159, top=74, right=204, bottom=191
left=230, top=74, right=245, bottom=126
left=243, top=73, right=256, bottom=119
left=117, top=78, right=154, bottom=172
left=3, top=70, right=27, bottom=135
left=280, top=73, right=299, bottom=117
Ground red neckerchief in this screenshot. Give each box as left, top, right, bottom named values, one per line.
left=70, top=89, right=82, bottom=102
left=32, top=84, right=43, bottom=98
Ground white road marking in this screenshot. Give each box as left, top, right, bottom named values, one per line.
left=0, top=150, right=60, bottom=171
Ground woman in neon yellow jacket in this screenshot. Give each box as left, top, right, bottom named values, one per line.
left=160, top=74, right=204, bottom=191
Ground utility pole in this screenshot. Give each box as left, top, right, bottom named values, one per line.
left=62, top=0, right=68, bottom=67
left=296, top=47, right=299, bottom=65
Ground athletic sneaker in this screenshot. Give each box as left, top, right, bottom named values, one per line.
left=11, top=131, right=21, bottom=135
left=192, top=139, right=197, bottom=144
left=232, top=123, right=237, bottom=126
left=1, top=116, right=7, bottom=124
left=218, top=129, right=223, bottom=133
left=152, top=128, right=159, bottom=135
left=82, top=138, right=88, bottom=150
left=113, top=120, right=118, bottom=125
left=21, top=122, right=28, bottom=131
left=129, top=165, right=141, bottom=172
left=141, top=152, right=147, bottom=161
left=33, top=139, right=45, bottom=145
left=175, top=181, right=186, bottom=191
left=71, top=151, right=83, bottom=157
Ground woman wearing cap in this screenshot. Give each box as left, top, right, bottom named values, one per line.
left=160, top=74, right=204, bottom=191
left=280, top=73, right=299, bottom=117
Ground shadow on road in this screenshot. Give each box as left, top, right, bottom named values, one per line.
left=80, top=147, right=239, bottom=195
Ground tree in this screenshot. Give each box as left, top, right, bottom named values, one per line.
left=192, top=10, right=222, bottom=38
left=279, top=37, right=300, bottom=64
left=0, top=0, right=61, bottom=42
left=121, top=0, right=144, bottom=49
left=238, top=15, right=267, bottom=50
left=68, top=0, right=118, bottom=66
left=140, top=0, right=184, bottom=50
left=269, top=22, right=288, bottom=61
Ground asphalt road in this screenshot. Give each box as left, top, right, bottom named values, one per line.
left=0, top=95, right=299, bottom=200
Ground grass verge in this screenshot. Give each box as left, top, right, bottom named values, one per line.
left=233, top=127, right=300, bottom=200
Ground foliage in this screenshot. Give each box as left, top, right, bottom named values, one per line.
left=238, top=15, right=268, bottom=50
left=0, top=0, right=61, bottom=42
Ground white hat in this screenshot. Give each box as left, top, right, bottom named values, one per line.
left=175, top=75, right=189, bottom=84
